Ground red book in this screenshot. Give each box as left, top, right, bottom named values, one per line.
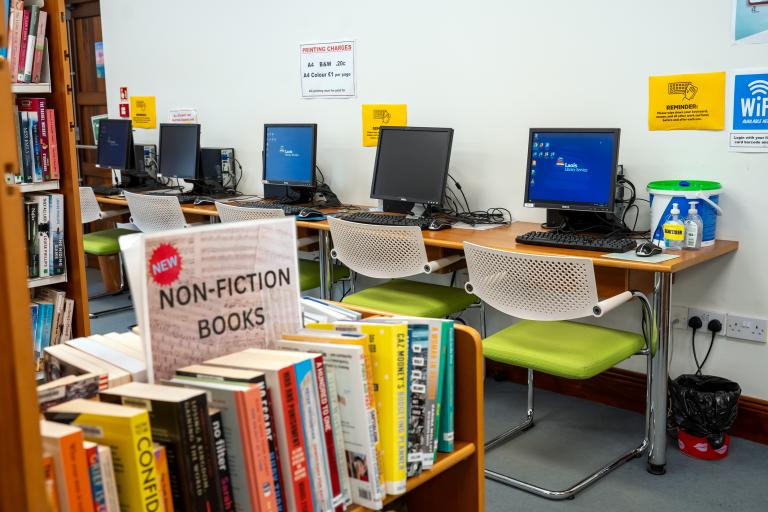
left=31, top=11, right=48, bottom=83
left=46, top=109, right=60, bottom=179
left=17, top=98, right=49, bottom=180
left=17, top=9, right=30, bottom=82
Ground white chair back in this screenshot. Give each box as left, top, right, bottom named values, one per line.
left=79, top=186, right=102, bottom=224
left=215, top=202, right=285, bottom=223
left=328, top=217, right=428, bottom=279
left=123, top=190, right=188, bottom=233
left=463, top=242, right=598, bottom=321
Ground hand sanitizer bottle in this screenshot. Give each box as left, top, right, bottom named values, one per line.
left=684, top=201, right=703, bottom=250
left=663, top=202, right=685, bottom=250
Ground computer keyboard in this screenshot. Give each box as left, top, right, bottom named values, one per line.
left=90, top=185, right=124, bottom=196
left=236, top=201, right=306, bottom=216
left=515, top=231, right=637, bottom=253
left=338, top=212, right=452, bottom=230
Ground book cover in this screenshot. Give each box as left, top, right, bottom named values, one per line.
left=15, top=98, right=51, bottom=180
left=29, top=194, right=49, bottom=275
left=42, top=453, right=61, bottom=512
left=44, top=399, right=161, bottom=512
left=27, top=110, right=42, bottom=181
left=49, top=193, right=64, bottom=274
left=47, top=108, right=60, bottom=179
left=35, top=287, right=66, bottom=345
left=307, top=322, right=409, bottom=496
left=13, top=106, right=23, bottom=182
left=7, top=4, right=19, bottom=82
left=437, top=321, right=455, bottom=453
left=84, top=441, right=107, bottom=512
left=154, top=444, right=174, bottom=512
left=22, top=4, right=38, bottom=82
left=40, top=419, right=94, bottom=512
left=38, top=373, right=103, bottom=412
left=16, top=7, right=29, bottom=82
left=30, top=303, right=39, bottom=361
left=323, top=371, right=354, bottom=507
left=35, top=300, right=54, bottom=354
left=43, top=344, right=129, bottom=387
left=19, top=111, right=33, bottom=182
left=204, top=352, right=313, bottom=512
left=65, top=337, right=146, bottom=382
left=276, top=338, right=383, bottom=510
left=97, top=445, right=120, bottom=512
left=100, top=382, right=220, bottom=511
left=25, top=200, right=39, bottom=277
left=31, top=10, right=46, bottom=82
left=405, top=324, right=429, bottom=477
left=209, top=409, right=237, bottom=512
left=118, top=217, right=301, bottom=383
left=60, top=298, right=75, bottom=342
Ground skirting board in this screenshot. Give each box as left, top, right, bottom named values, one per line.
left=486, top=361, right=768, bottom=446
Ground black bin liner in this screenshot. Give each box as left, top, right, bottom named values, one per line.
left=669, top=375, right=741, bottom=449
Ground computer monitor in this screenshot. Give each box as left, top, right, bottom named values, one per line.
left=158, top=123, right=201, bottom=180
left=370, top=126, right=454, bottom=213
left=524, top=128, right=620, bottom=212
left=96, top=119, right=133, bottom=170
left=263, top=124, right=316, bottom=187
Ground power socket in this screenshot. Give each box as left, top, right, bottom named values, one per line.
left=726, top=314, right=767, bottom=343
left=687, top=308, right=726, bottom=333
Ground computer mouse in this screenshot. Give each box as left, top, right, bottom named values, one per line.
left=298, top=208, right=323, bottom=218
left=636, top=242, right=662, bottom=257
left=428, top=220, right=452, bottom=231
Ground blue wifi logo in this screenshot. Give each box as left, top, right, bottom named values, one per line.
left=733, top=73, right=768, bottom=130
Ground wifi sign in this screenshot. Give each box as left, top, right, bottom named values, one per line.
left=733, top=73, right=768, bottom=130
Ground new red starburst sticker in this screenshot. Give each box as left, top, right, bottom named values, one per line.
left=148, top=243, right=182, bottom=286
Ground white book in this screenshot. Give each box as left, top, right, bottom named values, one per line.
left=65, top=337, right=147, bottom=382
left=97, top=444, right=121, bottom=512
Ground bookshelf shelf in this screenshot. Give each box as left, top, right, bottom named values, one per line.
left=19, top=180, right=59, bottom=193
left=11, top=82, right=52, bottom=94
left=27, top=273, right=67, bottom=289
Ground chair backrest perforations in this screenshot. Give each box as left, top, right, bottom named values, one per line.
left=463, top=242, right=598, bottom=321
left=79, top=186, right=102, bottom=224
left=215, top=202, right=285, bottom=223
left=328, top=217, right=428, bottom=278
left=123, top=190, right=188, bottom=233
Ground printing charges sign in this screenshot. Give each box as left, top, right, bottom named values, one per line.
left=121, top=218, right=302, bottom=382
left=729, top=68, right=768, bottom=152
left=648, top=72, right=726, bottom=130
left=300, top=40, right=356, bottom=98
left=362, top=104, right=407, bottom=147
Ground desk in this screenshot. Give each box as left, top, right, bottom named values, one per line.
left=96, top=194, right=739, bottom=474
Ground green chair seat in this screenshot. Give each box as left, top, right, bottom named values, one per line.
left=342, top=278, right=478, bottom=317
left=82, top=228, right=137, bottom=256
left=299, top=259, right=350, bottom=291
left=483, top=320, right=646, bottom=380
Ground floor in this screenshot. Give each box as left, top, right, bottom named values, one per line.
left=86, top=269, right=768, bottom=512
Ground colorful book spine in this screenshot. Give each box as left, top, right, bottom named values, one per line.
left=9, top=1, right=23, bottom=82
left=154, top=444, right=174, bottom=512
left=84, top=442, right=107, bottom=512
left=42, top=453, right=60, bottom=512
left=29, top=111, right=42, bottom=181
left=97, top=445, right=120, bottom=512
left=210, top=409, right=236, bottom=512
left=17, top=98, right=49, bottom=180
left=22, top=5, right=38, bottom=82
left=16, top=7, right=29, bottom=82
left=437, top=322, right=455, bottom=453
left=46, top=108, right=59, bottom=179
left=38, top=301, right=54, bottom=353
left=324, top=371, right=353, bottom=507
left=254, top=377, right=284, bottom=512
left=25, top=199, right=39, bottom=277
left=19, top=111, right=32, bottom=182
left=49, top=193, right=65, bottom=275
left=31, top=10, right=47, bottom=82
left=422, top=322, right=443, bottom=469
left=40, top=420, right=94, bottom=512
left=30, top=303, right=39, bottom=360
left=406, top=324, right=429, bottom=477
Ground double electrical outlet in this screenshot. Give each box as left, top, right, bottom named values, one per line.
left=671, top=306, right=767, bottom=343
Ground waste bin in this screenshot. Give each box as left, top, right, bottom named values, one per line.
left=669, top=374, right=741, bottom=460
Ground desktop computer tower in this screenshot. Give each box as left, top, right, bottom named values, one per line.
left=132, top=144, right=156, bottom=173
left=201, top=147, right=233, bottom=188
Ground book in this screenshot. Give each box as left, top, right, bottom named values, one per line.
left=66, top=337, right=146, bottom=382
left=61, top=298, right=75, bottom=342
left=437, top=321, right=455, bottom=453
left=323, top=370, right=353, bottom=507
left=17, top=98, right=49, bottom=180
left=47, top=108, right=60, bottom=179
left=31, top=10, right=47, bottom=82
left=22, top=4, right=38, bottom=82
left=36, top=287, right=67, bottom=345
left=276, top=338, right=382, bottom=509
left=205, top=351, right=314, bottom=512
left=405, top=323, right=429, bottom=477
left=38, top=373, right=104, bottom=412
left=43, top=343, right=131, bottom=389
left=307, top=322, right=409, bottom=496
left=25, top=199, right=39, bottom=276
left=84, top=441, right=107, bottom=512
left=44, top=399, right=161, bottom=512
left=42, top=453, right=61, bottom=512
left=7, top=2, right=21, bottom=82
left=169, top=367, right=279, bottom=512
left=16, top=7, right=29, bottom=82
left=209, top=408, right=236, bottom=512
left=19, top=111, right=33, bottom=182
left=97, top=444, right=120, bottom=512
left=33, top=300, right=54, bottom=355
left=49, top=193, right=65, bottom=274
left=30, top=303, right=40, bottom=359
left=40, top=419, right=94, bottom=512
left=154, top=444, right=174, bottom=512
left=29, top=110, right=42, bottom=181
left=100, top=382, right=221, bottom=511
left=29, top=194, right=50, bottom=276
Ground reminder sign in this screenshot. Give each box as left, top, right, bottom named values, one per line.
left=129, top=95, right=157, bottom=129
left=300, top=40, right=355, bottom=98
left=648, top=72, right=725, bottom=130
left=362, top=104, right=407, bottom=146
left=729, top=68, right=768, bottom=152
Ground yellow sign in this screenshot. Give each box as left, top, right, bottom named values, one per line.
left=130, top=96, right=157, bottom=129
left=648, top=72, right=725, bottom=131
left=362, top=104, right=407, bottom=146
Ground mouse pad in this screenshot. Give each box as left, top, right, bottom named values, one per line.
left=602, top=252, right=680, bottom=263
left=295, top=213, right=326, bottom=221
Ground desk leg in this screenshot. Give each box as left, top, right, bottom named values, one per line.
left=648, top=271, right=671, bottom=475
left=318, top=230, right=332, bottom=300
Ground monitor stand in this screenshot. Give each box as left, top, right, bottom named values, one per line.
left=546, top=209, right=619, bottom=234
left=382, top=199, right=415, bottom=215
left=264, top=184, right=315, bottom=205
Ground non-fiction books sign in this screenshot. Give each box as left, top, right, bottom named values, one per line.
left=120, top=218, right=302, bottom=382
left=300, top=40, right=356, bottom=98
left=729, top=68, right=768, bottom=152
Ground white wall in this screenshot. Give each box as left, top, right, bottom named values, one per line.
left=101, top=0, right=768, bottom=397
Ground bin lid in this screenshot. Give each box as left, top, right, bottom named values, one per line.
left=648, top=180, right=721, bottom=192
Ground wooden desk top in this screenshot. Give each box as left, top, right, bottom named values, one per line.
left=97, top=195, right=738, bottom=274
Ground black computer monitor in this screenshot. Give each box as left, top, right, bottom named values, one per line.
left=263, top=124, right=317, bottom=188
left=370, top=126, right=453, bottom=213
left=158, top=123, right=201, bottom=180
left=96, top=119, right=133, bottom=170
left=524, top=128, right=620, bottom=212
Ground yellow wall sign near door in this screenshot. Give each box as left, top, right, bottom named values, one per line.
left=130, top=96, right=157, bottom=129
left=648, top=72, right=725, bottom=130
left=362, top=104, right=407, bottom=146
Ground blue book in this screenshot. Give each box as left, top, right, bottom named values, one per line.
left=29, top=113, right=42, bottom=182
left=36, top=302, right=54, bottom=352
left=30, top=304, right=40, bottom=359
left=406, top=324, right=429, bottom=477
left=0, top=1, right=8, bottom=61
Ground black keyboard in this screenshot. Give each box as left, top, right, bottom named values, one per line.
left=338, top=212, right=452, bottom=230
left=516, top=231, right=637, bottom=253
left=236, top=201, right=305, bottom=216
left=90, top=185, right=123, bottom=196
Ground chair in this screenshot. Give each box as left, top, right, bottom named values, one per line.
left=463, top=242, right=654, bottom=500
left=79, top=186, right=135, bottom=318
left=328, top=217, right=482, bottom=324
left=123, top=190, right=189, bottom=233
left=215, top=202, right=350, bottom=293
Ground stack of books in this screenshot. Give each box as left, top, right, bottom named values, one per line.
left=30, top=286, right=74, bottom=370
left=3, top=0, right=49, bottom=84
left=24, top=191, right=65, bottom=279
left=38, top=318, right=456, bottom=511
left=14, top=97, right=61, bottom=184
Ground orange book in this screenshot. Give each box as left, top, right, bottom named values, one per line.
left=43, top=453, right=60, bottom=512
left=40, top=420, right=94, bottom=512
left=154, top=444, right=174, bottom=512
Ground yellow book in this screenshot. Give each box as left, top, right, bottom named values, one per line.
left=306, top=322, right=408, bottom=496
left=44, top=399, right=161, bottom=512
